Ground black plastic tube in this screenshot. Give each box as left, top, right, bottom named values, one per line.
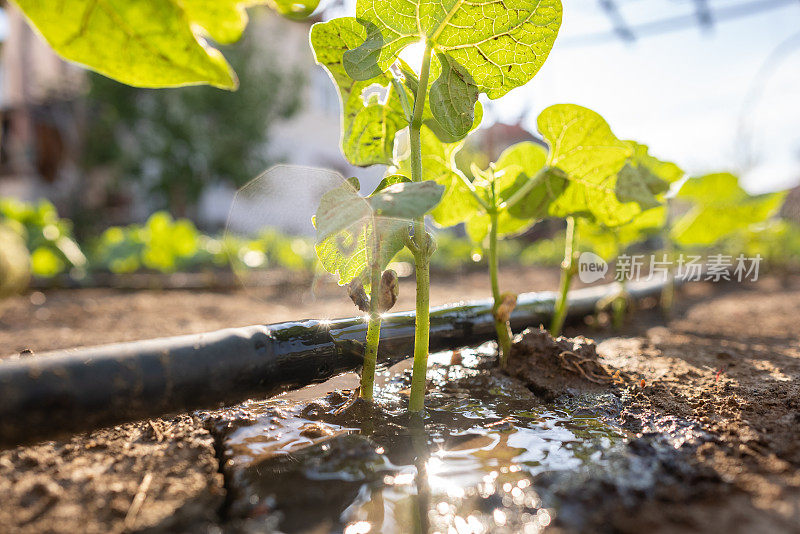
left=0, top=279, right=666, bottom=448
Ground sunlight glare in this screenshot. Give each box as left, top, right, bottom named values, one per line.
left=399, top=39, right=427, bottom=74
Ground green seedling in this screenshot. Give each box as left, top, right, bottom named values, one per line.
left=663, top=172, right=787, bottom=313
left=313, top=176, right=443, bottom=400
left=573, top=143, right=684, bottom=327
left=0, top=198, right=86, bottom=279
left=578, top=208, right=667, bottom=328
left=519, top=111, right=680, bottom=337
left=400, top=104, right=671, bottom=358
left=410, top=138, right=566, bottom=367
left=312, top=0, right=562, bottom=412
left=671, top=172, right=786, bottom=247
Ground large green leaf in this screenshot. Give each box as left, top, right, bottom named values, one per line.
left=310, top=18, right=411, bottom=166
left=343, top=0, right=562, bottom=99
left=671, top=173, right=786, bottom=247
left=538, top=104, right=638, bottom=226
left=342, top=0, right=561, bottom=137
left=314, top=176, right=444, bottom=285
left=13, top=0, right=319, bottom=89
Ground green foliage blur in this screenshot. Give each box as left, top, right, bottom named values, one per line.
left=90, top=212, right=316, bottom=275
left=0, top=198, right=86, bottom=278
left=1, top=197, right=797, bottom=289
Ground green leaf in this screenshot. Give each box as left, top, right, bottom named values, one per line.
left=313, top=179, right=372, bottom=242
left=310, top=18, right=410, bottom=166
left=313, top=177, right=444, bottom=285
left=615, top=162, right=667, bottom=210
left=538, top=104, right=637, bottom=226
left=428, top=53, right=479, bottom=139
left=400, top=63, right=484, bottom=144
left=14, top=0, right=319, bottom=89
left=343, top=0, right=562, bottom=101
left=628, top=142, right=684, bottom=185
left=498, top=142, right=567, bottom=221
left=368, top=179, right=446, bottom=220
left=671, top=173, right=787, bottom=247
left=676, top=172, right=744, bottom=205
left=267, top=0, right=319, bottom=20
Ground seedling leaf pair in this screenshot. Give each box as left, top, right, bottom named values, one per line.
left=314, top=177, right=444, bottom=288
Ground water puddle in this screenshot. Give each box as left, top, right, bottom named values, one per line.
left=206, top=343, right=634, bottom=533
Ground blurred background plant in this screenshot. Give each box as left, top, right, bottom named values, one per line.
left=1, top=195, right=798, bottom=295
left=79, top=30, right=304, bottom=224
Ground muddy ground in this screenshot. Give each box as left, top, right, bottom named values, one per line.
left=0, top=270, right=798, bottom=533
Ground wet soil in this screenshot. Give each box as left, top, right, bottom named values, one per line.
left=0, top=272, right=798, bottom=533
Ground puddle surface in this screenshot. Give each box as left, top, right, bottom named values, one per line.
left=208, top=343, right=632, bottom=533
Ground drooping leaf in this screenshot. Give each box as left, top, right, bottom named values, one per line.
left=13, top=0, right=319, bottom=89
left=538, top=104, right=637, bottom=226
left=671, top=173, right=787, bottom=247
left=400, top=65, right=484, bottom=144
left=310, top=18, right=411, bottom=166
left=428, top=53, right=479, bottom=139
left=368, top=180, right=446, bottom=220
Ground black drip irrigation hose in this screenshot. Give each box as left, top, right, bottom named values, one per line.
left=0, top=279, right=670, bottom=448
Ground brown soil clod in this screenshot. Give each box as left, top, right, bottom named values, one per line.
left=506, top=326, right=621, bottom=400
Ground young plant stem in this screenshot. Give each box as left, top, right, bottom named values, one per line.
left=488, top=209, right=512, bottom=367
left=360, top=231, right=382, bottom=400
left=612, top=280, right=628, bottom=330
left=550, top=216, right=578, bottom=337
left=408, top=42, right=434, bottom=414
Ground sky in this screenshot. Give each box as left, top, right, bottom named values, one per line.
left=326, top=0, right=800, bottom=194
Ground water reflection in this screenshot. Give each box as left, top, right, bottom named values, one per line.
left=215, top=343, right=625, bottom=533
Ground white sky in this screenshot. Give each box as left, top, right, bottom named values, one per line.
left=324, top=0, right=800, bottom=193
